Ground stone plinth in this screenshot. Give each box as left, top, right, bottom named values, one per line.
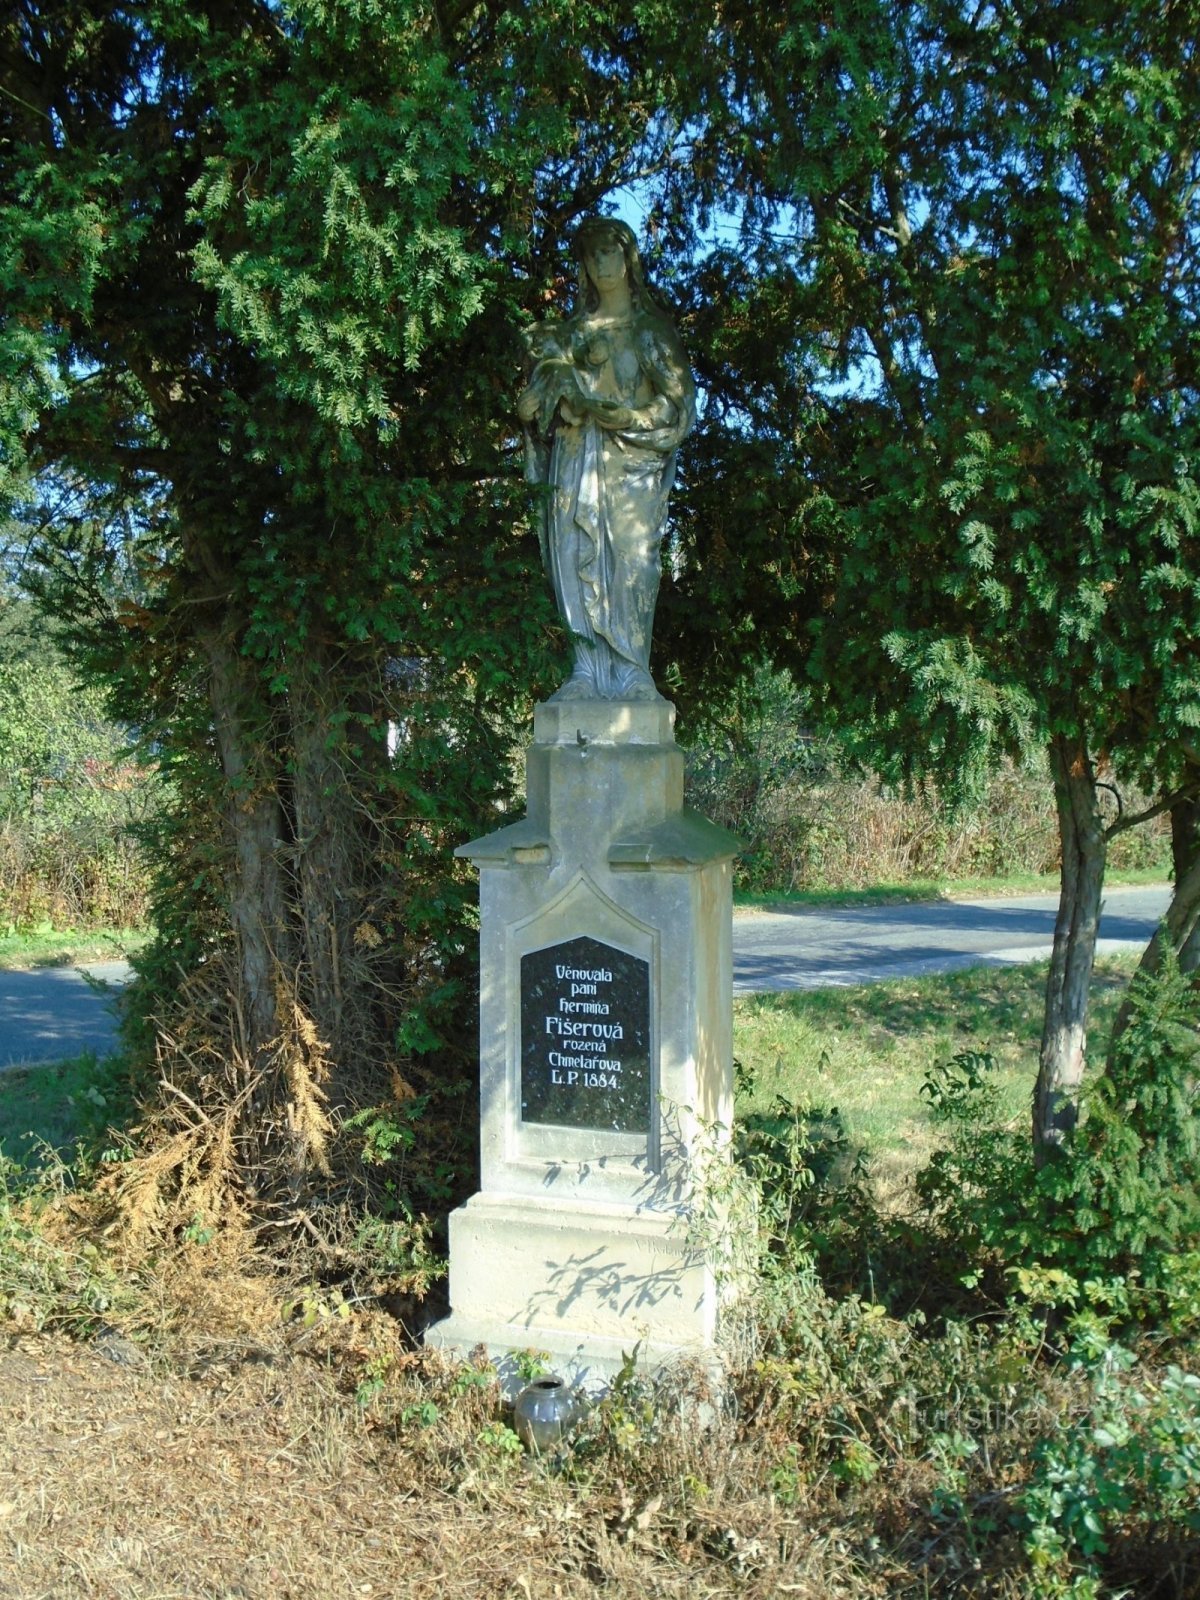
left=425, top=699, right=741, bottom=1390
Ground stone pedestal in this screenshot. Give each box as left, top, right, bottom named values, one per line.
left=425, top=699, right=741, bottom=1389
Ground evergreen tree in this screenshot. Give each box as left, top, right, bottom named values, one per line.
left=6, top=0, right=1198, bottom=1189
left=651, top=0, right=1200, bottom=1154
left=0, top=0, right=685, bottom=1205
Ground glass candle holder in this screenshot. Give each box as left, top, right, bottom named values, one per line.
left=513, top=1376, right=580, bottom=1454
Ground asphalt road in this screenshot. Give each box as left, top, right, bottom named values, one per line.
left=732, top=884, right=1170, bottom=995
left=0, top=961, right=131, bottom=1071
left=0, top=885, right=1172, bottom=1068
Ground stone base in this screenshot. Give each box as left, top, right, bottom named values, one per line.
left=434, top=699, right=743, bottom=1396
left=533, top=698, right=676, bottom=747
left=424, top=1311, right=723, bottom=1397
left=425, top=1190, right=722, bottom=1392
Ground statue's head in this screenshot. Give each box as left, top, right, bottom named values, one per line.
left=573, top=216, right=659, bottom=317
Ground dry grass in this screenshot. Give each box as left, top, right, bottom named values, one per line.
left=2, top=1179, right=1196, bottom=1599
left=689, top=754, right=1171, bottom=897
left=0, top=1300, right=885, bottom=1600
left=0, top=820, right=152, bottom=936
left=0, top=1211, right=1006, bottom=1600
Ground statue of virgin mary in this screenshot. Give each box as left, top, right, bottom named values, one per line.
left=517, top=218, right=696, bottom=702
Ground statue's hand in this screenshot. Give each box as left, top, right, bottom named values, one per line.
left=586, top=398, right=636, bottom=429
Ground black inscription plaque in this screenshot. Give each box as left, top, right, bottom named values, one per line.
left=520, top=936, right=650, bottom=1133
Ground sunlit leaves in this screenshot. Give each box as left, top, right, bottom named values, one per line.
left=650, top=0, right=1200, bottom=804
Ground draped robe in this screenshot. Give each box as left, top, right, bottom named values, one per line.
left=532, top=311, right=696, bottom=700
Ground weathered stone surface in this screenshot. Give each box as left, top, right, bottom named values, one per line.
left=515, top=218, right=696, bottom=704
left=532, top=698, right=676, bottom=747
left=429, top=697, right=741, bottom=1385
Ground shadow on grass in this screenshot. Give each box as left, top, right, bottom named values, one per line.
left=732, top=956, right=1139, bottom=1255
left=742, top=956, right=1132, bottom=1047
left=0, top=1052, right=142, bottom=1170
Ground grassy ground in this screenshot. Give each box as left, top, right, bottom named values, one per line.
left=2, top=952, right=1196, bottom=1598
left=0, top=926, right=148, bottom=970
left=0, top=1053, right=138, bottom=1168
left=732, top=955, right=1136, bottom=1190
left=734, top=865, right=1169, bottom=910
left=0, top=956, right=1133, bottom=1191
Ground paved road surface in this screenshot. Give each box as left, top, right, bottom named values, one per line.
left=0, top=961, right=130, bottom=1071
left=0, top=886, right=1171, bottom=1067
left=732, top=884, right=1170, bottom=994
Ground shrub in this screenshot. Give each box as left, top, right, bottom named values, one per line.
left=733, top=1086, right=877, bottom=1296
left=682, top=666, right=1171, bottom=893
left=908, top=951, right=1200, bottom=1345
left=1035, top=947, right=1200, bottom=1288
left=1019, top=1350, right=1200, bottom=1595
left=0, top=639, right=157, bottom=930
left=0, top=1156, right=131, bottom=1333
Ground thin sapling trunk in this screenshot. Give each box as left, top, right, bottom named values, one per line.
left=1033, top=736, right=1107, bottom=1162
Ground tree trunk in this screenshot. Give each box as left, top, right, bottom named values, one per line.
left=1105, top=787, right=1200, bottom=1067
left=1171, top=793, right=1200, bottom=976
left=1033, top=736, right=1107, bottom=1163
left=289, top=649, right=380, bottom=1094
left=203, top=627, right=292, bottom=1067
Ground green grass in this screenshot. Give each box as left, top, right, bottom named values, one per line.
left=0, top=925, right=149, bottom=971
left=0, top=945, right=1139, bottom=1208
left=734, top=865, right=1169, bottom=911
left=0, top=1052, right=139, bottom=1167
left=732, top=953, right=1137, bottom=1190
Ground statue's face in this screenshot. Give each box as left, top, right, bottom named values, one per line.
left=584, top=235, right=628, bottom=292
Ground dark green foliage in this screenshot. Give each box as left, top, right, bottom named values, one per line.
left=914, top=1048, right=1033, bottom=1274
left=1037, top=947, right=1200, bottom=1282
left=908, top=953, right=1200, bottom=1327
left=649, top=0, right=1200, bottom=795
left=648, top=0, right=1200, bottom=1148
left=0, top=0, right=695, bottom=1211
left=734, top=1092, right=1200, bottom=1594
left=1018, top=1355, right=1200, bottom=1587
left=734, top=1087, right=875, bottom=1291
left=743, top=949, right=1199, bottom=1349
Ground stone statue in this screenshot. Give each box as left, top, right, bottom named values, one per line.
left=517, top=218, right=696, bottom=702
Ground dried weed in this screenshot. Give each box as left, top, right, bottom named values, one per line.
left=0, top=1311, right=883, bottom=1600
